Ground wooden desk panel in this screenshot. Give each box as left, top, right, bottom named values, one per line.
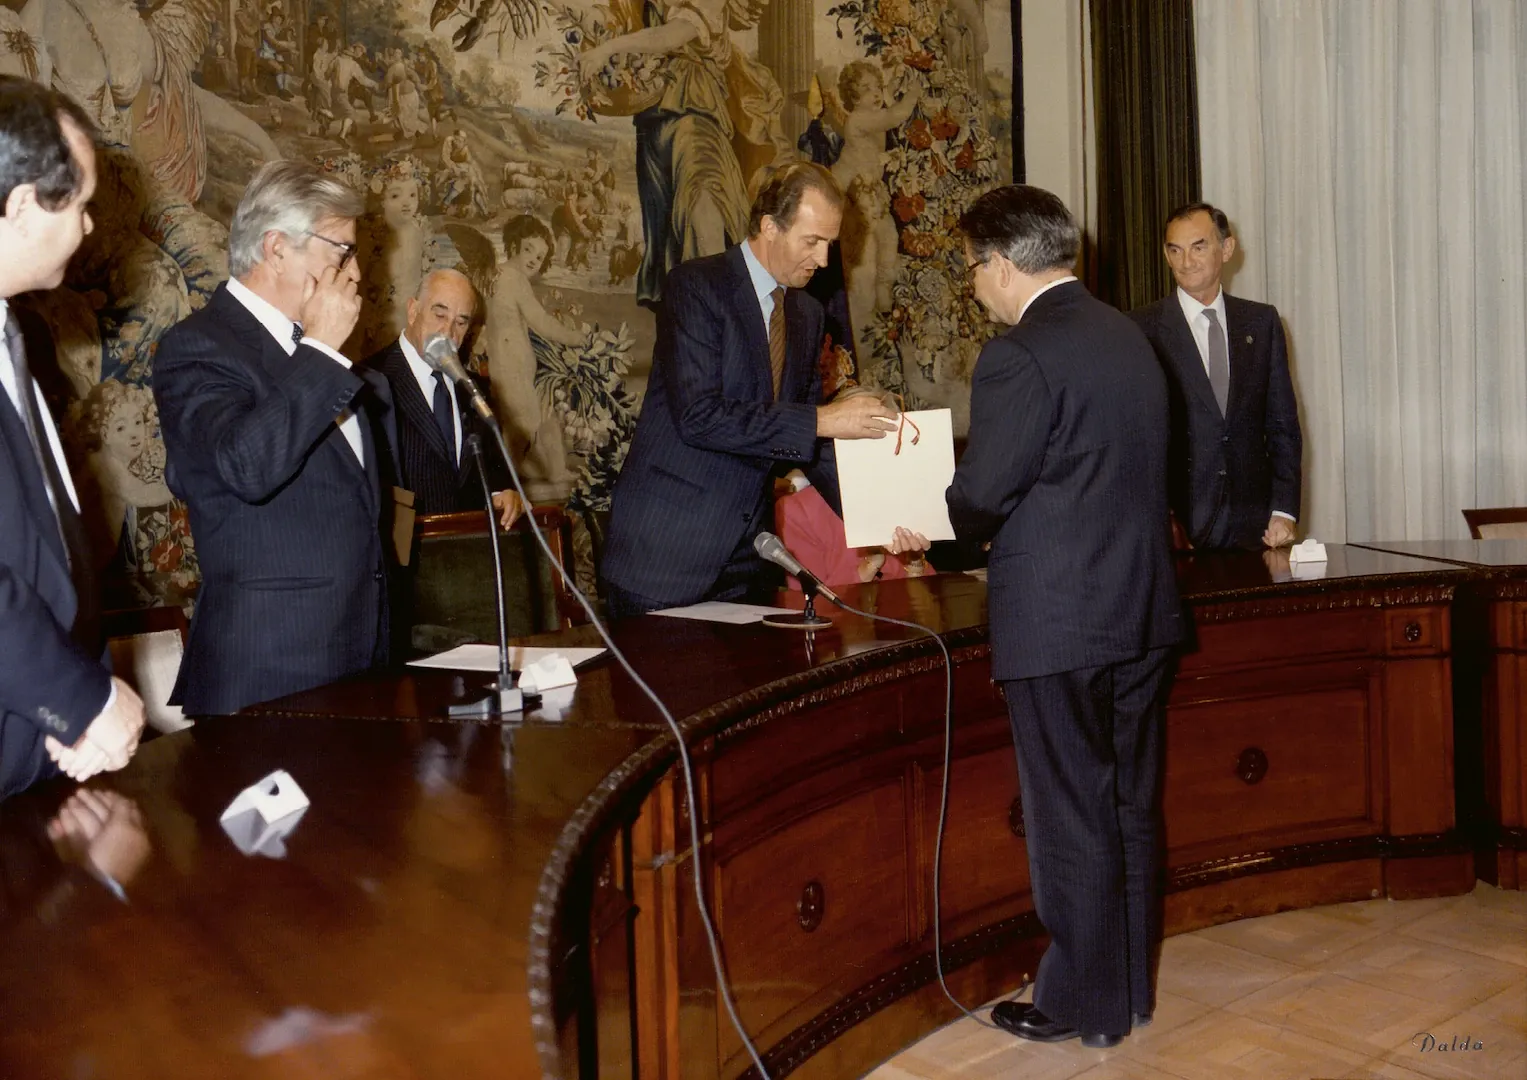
left=1350, top=539, right=1527, bottom=889
left=0, top=547, right=1491, bottom=1080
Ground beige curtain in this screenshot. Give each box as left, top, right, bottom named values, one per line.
left=1195, top=0, right=1527, bottom=542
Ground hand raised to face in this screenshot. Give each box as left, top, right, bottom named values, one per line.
left=299, top=263, right=363, bottom=350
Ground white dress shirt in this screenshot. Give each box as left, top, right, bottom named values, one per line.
left=399, top=333, right=461, bottom=459
left=1174, top=285, right=1229, bottom=382
left=739, top=240, right=781, bottom=330
left=226, top=278, right=364, bottom=466
left=1174, top=285, right=1293, bottom=522
left=1018, top=275, right=1078, bottom=324
left=0, top=299, right=82, bottom=518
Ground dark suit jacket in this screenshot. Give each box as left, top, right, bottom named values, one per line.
left=947, top=281, right=1181, bottom=681
left=602, top=245, right=839, bottom=605
left=0, top=319, right=110, bottom=799
left=153, top=284, right=397, bottom=715
left=363, top=338, right=507, bottom=515
left=1131, top=293, right=1303, bottom=549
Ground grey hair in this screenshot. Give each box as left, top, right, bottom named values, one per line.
left=958, top=184, right=1081, bottom=274
left=227, top=160, right=365, bottom=278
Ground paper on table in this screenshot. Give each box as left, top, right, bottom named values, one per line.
left=835, top=408, right=957, bottom=548
left=408, top=644, right=607, bottom=673
left=649, top=601, right=792, bottom=624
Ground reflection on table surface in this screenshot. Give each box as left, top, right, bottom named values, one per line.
left=0, top=546, right=1471, bottom=1078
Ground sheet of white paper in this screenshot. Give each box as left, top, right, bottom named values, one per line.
left=408, top=645, right=608, bottom=673
left=835, top=408, right=957, bottom=548
left=649, top=601, right=792, bottom=624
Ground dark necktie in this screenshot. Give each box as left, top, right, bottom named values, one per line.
left=291, top=322, right=304, bottom=346
left=1203, top=308, right=1229, bottom=417
left=4, top=311, right=99, bottom=652
left=768, top=287, right=786, bottom=398
left=431, top=371, right=458, bottom=468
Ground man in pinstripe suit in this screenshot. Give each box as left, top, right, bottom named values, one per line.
left=364, top=268, right=521, bottom=525
left=0, top=78, right=145, bottom=794
left=946, top=186, right=1182, bottom=1048
left=154, top=162, right=398, bottom=715
left=600, top=163, right=899, bottom=617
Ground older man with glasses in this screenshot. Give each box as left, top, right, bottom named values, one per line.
left=152, top=160, right=398, bottom=715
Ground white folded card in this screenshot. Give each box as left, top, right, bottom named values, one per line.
left=1288, top=538, right=1328, bottom=564
left=408, top=645, right=607, bottom=673
left=532, top=684, right=578, bottom=722
left=1289, top=558, right=1329, bottom=581
left=649, top=601, right=792, bottom=624
left=220, top=769, right=309, bottom=859
left=835, top=408, right=956, bottom=548
left=518, top=653, right=578, bottom=694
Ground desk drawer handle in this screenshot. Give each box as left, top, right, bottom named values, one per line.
left=1237, top=747, right=1269, bottom=785
left=1403, top=621, right=1422, bottom=643
left=1009, top=795, right=1026, bottom=838
left=797, top=881, right=825, bottom=932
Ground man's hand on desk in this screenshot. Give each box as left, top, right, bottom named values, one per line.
left=816, top=393, right=897, bottom=439
left=491, top=490, right=524, bottom=530
left=1263, top=515, right=1296, bottom=549
left=45, top=678, right=146, bottom=782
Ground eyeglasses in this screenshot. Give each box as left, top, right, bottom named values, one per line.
left=306, top=232, right=357, bottom=270
left=965, top=256, right=990, bottom=277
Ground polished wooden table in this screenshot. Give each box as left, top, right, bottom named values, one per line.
left=0, top=546, right=1491, bottom=1079
left=1353, top=539, right=1527, bottom=889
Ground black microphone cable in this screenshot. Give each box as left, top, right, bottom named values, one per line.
left=472, top=420, right=775, bottom=1080
left=822, top=591, right=1012, bottom=1032
left=752, top=529, right=1021, bottom=1027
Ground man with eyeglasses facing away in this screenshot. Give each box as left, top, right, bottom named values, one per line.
left=944, top=185, right=1180, bottom=1049
left=153, top=161, right=398, bottom=715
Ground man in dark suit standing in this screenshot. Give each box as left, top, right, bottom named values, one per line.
left=1131, top=203, right=1303, bottom=549
left=154, top=161, right=396, bottom=715
left=600, top=163, right=899, bottom=616
left=946, top=186, right=1181, bottom=1048
left=363, top=267, right=521, bottom=525
left=0, top=77, right=145, bottom=796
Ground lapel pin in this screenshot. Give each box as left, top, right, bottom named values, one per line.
left=1245, top=336, right=1254, bottom=344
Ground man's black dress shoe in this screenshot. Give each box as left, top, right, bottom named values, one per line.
left=1132, top=1011, right=1153, bottom=1028
left=989, top=1002, right=1123, bottom=1048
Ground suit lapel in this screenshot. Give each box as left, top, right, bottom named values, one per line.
left=783, top=289, right=815, bottom=403
left=0, top=390, right=68, bottom=576
left=1222, top=295, right=1257, bottom=421
left=1161, top=300, right=1223, bottom=420
left=726, top=247, right=773, bottom=395
left=357, top=366, right=397, bottom=509
left=380, top=343, right=453, bottom=465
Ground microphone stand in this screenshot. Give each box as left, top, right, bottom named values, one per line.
left=447, top=433, right=523, bottom=718
left=761, top=576, right=833, bottom=629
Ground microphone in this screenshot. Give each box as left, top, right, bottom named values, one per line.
left=423, top=333, right=495, bottom=424
left=754, top=531, right=843, bottom=607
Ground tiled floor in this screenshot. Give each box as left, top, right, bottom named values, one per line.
left=868, top=884, right=1526, bottom=1080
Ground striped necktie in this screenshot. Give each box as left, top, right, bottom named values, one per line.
left=769, top=287, right=786, bottom=398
